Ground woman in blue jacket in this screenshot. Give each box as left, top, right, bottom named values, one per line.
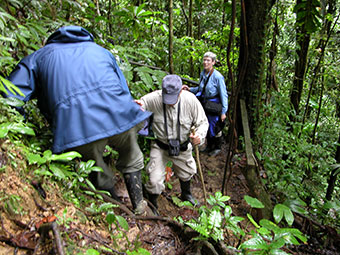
left=5, top=26, right=152, bottom=215
left=183, top=52, right=228, bottom=156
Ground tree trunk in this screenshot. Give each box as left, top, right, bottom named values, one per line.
left=169, top=0, right=174, bottom=74
left=236, top=0, right=276, bottom=219
left=289, top=0, right=312, bottom=119
left=265, top=4, right=279, bottom=105
left=188, top=0, right=194, bottom=77
left=238, top=0, right=275, bottom=139
left=222, top=0, right=228, bottom=27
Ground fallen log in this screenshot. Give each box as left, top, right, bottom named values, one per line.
left=240, top=99, right=272, bottom=219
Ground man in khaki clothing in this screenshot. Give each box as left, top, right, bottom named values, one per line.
left=136, top=74, right=209, bottom=214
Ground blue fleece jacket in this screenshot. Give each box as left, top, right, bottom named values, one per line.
left=6, top=26, right=151, bottom=153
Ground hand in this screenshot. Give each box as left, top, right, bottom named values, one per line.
left=182, top=85, right=190, bottom=91
left=135, top=100, right=145, bottom=111
left=189, top=133, right=201, bottom=146
left=221, top=113, right=226, bottom=122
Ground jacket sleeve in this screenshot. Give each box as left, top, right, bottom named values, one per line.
left=217, top=75, right=228, bottom=114
left=6, top=53, right=37, bottom=102
left=190, top=86, right=199, bottom=94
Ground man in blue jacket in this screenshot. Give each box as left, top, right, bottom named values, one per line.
left=4, top=26, right=152, bottom=215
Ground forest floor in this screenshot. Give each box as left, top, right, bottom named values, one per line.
left=0, top=138, right=339, bottom=254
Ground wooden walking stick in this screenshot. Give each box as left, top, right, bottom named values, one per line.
left=191, top=128, right=208, bottom=205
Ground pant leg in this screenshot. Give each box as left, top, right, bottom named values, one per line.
left=108, top=126, right=144, bottom=174
left=145, top=142, right=168, bottom=195
left=171, top=144, right=197, bottom=182
left=72, top=138, right=115, bottom=190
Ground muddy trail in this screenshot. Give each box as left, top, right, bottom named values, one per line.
left=0, top=138, right=339, bottom=254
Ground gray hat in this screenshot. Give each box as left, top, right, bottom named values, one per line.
left=162, top=74, right=182, bottom=104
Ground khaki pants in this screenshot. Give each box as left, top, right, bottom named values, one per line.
left=145, top=141, right=196, bottom=195
left=72, top=126, right=143, bottom=190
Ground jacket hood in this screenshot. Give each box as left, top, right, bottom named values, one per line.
left=46, top=26, right=94, bottom=44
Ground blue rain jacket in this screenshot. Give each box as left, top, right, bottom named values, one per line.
left=190, top=69, right=228, bottom=115
left=6, top=26, right=151, bottom=153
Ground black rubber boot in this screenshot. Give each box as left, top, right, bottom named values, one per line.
left=148, top=193, right=160, bottom=216
left=200, top=136, right=213, bottom=153
left=209, top=136, right=222, bottom=156
left=124, top=171, right=147, bottom=215
left=180, top=180, right=199, bottom=206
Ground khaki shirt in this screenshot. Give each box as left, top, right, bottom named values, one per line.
left=140, top=90, right=209, bottom=145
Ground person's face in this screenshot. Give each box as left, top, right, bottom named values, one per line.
left=203, top=57, right=215, bottom=72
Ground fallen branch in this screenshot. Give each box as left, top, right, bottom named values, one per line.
left=38, top=222, right=65, bottom=255
left=129, top=215, right=184, bottom=229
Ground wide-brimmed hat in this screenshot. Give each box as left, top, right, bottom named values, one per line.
left=162, top=74, right=182, bottom=104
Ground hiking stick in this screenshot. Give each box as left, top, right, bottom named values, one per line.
left=191, top=128, right=208, bottom=205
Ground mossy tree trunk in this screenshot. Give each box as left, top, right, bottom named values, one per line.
left=236, top=0, right=276, bottom=219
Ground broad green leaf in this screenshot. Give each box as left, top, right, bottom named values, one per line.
left=0, top=129, right=8, bottom=138
left=269, top=238, right=285, bottom=249
left=0, top=123, right=35, bottom=136
left=85, top=160, right=96, bottom=169
left=0, top=125, right=9, bottom=138
left=273, top=204, right=284, bottom=224
left=137, top=70, right=154, bottom=89
left=280, top=228, right=307, bottom=243
left=11, top=124, right=35, bottom=136
left=229, top=216, right=244, bottom=225
left=106, top=212, right=116, bottom=225
left=258, top=227, right=271, bottom=236
left=0, top=97, right=24, bottom=107
left=0, top=75, right=24, bottom=96
left=99, top=203, right=117, bottom=212
left=126, top=248, right=151, bottom=255
left=209, top=210, right=222, bottom=229
left=259, top=219, right=280, bottom=232
left=49, top=164, right=67, bottom=179
left=224, top=205, right=232, bottom=218
left=43, top=150, right=53, bottom=160
left=240, top=236, right=268, bottom=250
left=116, top=215, right=129, bottom=231
left=273, top=204, right=294, bottom=225
left=244, top=195, right=265, bottom=208
left=91, top=166, right=104, bottom=172
left=85, top=249, right=100, bottom=255
left=281, top=233, right=300, bottom=245
left=27, top=153, right=46, bottom=165
left=85, top=179, right=97, bottom=190
left=283, top=199, right=308, bottom=215
left=50, top=151, right=82, bottom=161
left=275, top=228, right=306, bottom=245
